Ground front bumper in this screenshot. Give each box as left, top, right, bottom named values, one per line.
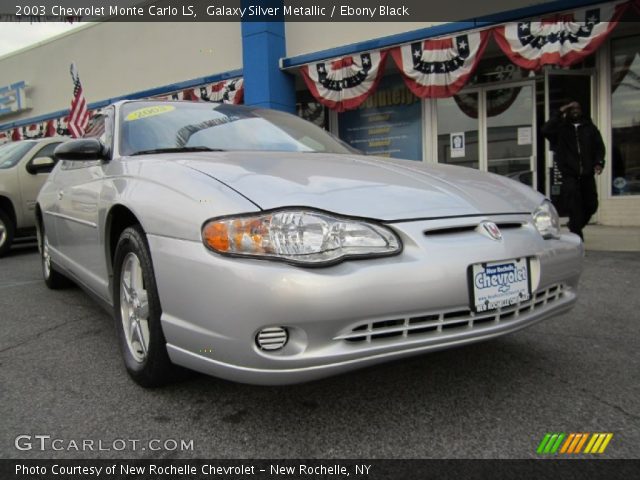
left=148, top=216, right=583, bottom=385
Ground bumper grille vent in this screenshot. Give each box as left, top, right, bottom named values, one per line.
left=256, top=327, right=288, bottom=351
left=424, top=222, right=523, bottom=236
left=340, top=284, right=566, bottom=344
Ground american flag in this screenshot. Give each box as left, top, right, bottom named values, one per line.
left=68, top=63, right=90, bottom=138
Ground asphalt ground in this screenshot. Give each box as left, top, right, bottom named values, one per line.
left=0, top=244, right=638, bottom=460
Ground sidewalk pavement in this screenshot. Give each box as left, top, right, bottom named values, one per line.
left=571, top=225, right=640, bottom=252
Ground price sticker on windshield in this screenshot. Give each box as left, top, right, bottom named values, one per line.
left=125, top=105, right=175, bottom=121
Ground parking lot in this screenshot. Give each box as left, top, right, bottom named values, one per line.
left=1, top=244, right=638, bottom=459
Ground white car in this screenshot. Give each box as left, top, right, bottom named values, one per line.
left=0, top=138, right=67, bottom=256
left=37, top=100, right=582, bottom=387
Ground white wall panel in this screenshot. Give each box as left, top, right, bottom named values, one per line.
left=0, top=22, right=242, bottom=122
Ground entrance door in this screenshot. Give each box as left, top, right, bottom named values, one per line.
left=433, top=82, right=537, bottom=189
left=484, top=83, right=536, bottom=189
left=435, top=93, right=480, bottom=169
left=544, top=71, right=594, bottom=215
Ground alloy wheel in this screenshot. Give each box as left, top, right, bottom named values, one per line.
left=120, top=252, right=150, bottom=363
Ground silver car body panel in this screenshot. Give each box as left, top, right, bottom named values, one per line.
left=0, top=137, right=67, bottom=229
left=37, top=100, right=583, bottom=385
left=179, top=152, right=542, bottom=220
left=149, top=222, right=581, bottom=385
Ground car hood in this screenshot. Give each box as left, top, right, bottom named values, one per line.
left=175, top=152, right=542, bottom=221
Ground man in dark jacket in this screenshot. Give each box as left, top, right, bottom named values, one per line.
left=542, top=101, right=605, bottom=240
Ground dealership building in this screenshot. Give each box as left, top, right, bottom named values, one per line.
left=1, top=0, right=639, bottom=226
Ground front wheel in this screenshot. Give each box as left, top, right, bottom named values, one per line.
left=0, top=209, right=15, bottom=257
left=113, top=225, right=173, bottom=387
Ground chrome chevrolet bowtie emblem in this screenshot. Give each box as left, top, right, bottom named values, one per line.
left=481, top=221, right=502, bottom=241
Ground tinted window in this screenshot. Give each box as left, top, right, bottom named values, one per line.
left=29, top=142, right=61, bottom=173
left=32, top=142, right=60, bottom=160
left=611, top=34, right=640, bottom=196
left=0, top=142, right=36, bottom=169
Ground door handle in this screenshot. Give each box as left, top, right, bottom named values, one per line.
left=57, top=190, right=64, bottom=200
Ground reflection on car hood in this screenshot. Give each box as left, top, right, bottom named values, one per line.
left=175, top=152, right=542, bottom=221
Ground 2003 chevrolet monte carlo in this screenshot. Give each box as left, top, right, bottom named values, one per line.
left=36, top=100, right=583, bottom=387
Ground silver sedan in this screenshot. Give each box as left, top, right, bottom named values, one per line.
left=36, top=100, right=582, bottom=387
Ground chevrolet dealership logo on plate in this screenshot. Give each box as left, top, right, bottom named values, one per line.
left=471, top=258, right=530, bottom=312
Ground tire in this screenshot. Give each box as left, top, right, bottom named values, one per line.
left=38, top=221, right=73, bottom=289
left=0, top=209, right=15, bottom=258
left=113, top=225, right=173, bottom=387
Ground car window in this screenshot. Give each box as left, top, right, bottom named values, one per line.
left=84, top=115, right=105, bottom=139
left=28, top=142, right=62, bottom=173
left=32, top=142, right=61, bottom=160
left=0, top=142, right=36, bottom=169
left=85, top=110, right=114, bottom=157
left=119, top=102, right=352, bottom=156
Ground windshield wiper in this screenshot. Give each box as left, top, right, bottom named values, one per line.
left=130, top=146, right=225, bottom=156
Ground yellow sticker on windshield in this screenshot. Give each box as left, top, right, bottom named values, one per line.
left=125, top=105, right=175, bottom=121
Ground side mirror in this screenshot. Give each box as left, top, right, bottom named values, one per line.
left=54, top=138, right=105, bottom=161
left=26, top=156, right=55, bottom=175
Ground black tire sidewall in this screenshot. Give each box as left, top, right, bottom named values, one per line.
left=0, top=209, right=15, bottom=257
left=113, top=225, right=171, bottom=387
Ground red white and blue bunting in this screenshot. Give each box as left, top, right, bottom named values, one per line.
left=391, top=31, right=490, bottom=98
left=0, top=78, right=245, bottom=144
left=493, top=0, right=630, bottom=69
left=155, top=78, right=244, bottom=104
left=300, top=50, right=389, bottom=112
left=206, top=78, right=244, bottom=104
left=0, top=119, right=65, bottom=145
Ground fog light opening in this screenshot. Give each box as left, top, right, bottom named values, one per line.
left=256, top=327, right=289, bottom=351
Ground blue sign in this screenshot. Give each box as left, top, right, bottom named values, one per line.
left=338, top=75, right=422, bottom=161
left=0, top=81, right=29, bottom=117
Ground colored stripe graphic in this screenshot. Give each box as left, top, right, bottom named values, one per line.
left=574, top=433, right=589, bottom=453
left=537, top=433, right=613, bottom=454
left=598, top=433, right=614, bottom=453
left=560, top=433, right=575, bottom=454
left=537, top=433, right=565, bottom=454
left=536, top=434, right=552, bottom=454
left=550, top=434, right=565, bottom=453
left=591, top=434, right=606, bottom=453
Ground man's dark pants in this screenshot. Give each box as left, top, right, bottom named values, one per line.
left=562, top=175, right=598, bottom=240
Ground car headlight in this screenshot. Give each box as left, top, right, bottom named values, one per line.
left=533, top=200, right=560, bottom=239
left=202, top=209, right=401, bottom=266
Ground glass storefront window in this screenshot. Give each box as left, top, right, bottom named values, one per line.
left=338, top=75, right=422, bottom=161
left=296, top=90, right=329, bottom=131
left=486, top=85, right=534, bottom=186
left=436, top=94, right=479, bottom=169
left=611, top=35, right=640, bottom=196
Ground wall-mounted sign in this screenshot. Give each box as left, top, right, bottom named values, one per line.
left=338, top=75, right=422, bottom=161
left=0, top=81, right=30, bottom=118
left=450, top=132, right=466, bottom=158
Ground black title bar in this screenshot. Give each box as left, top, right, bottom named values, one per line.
left=0, top=0, right=617, bottom=22
left=2, top=459, right=639, bottom=480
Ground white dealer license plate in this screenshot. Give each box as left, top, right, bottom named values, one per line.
left=470, top=258, right=531, bottom=312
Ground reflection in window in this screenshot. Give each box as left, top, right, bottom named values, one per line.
left=0, top=141, right=34, bottom=169
left=611, top=35, right=640, bottom=196
left=486, top=86, right=534, bottom=186
left=437, top=94, right=479, bottom=169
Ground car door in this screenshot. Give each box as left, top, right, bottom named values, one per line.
left=54, top=112, right=113, bottom=299
left=16, top=140, right=62, bottom=229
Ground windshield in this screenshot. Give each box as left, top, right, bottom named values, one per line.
left=118, top=102, right=353, bottom=156
left=0, top=141, right=35, bottom=169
